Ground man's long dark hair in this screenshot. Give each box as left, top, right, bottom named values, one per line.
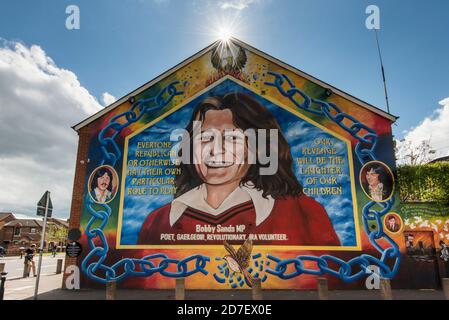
left=91, top=167, right=113, bottom=192
left=175, top=92, right=303, bottom=199
left=363, top=163, right=392, bottom=200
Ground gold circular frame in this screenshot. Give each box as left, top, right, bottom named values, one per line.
left=88, top=165, right=119, bottom=204
left=359, top=160, right=395, bottom=203
left=383, top=212, right=403, bottom=234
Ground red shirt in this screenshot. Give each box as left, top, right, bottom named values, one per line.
left=138, top=194, right=340, bottom=246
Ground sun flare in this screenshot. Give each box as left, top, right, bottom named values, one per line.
left=217, top=25, right=233, bottom=43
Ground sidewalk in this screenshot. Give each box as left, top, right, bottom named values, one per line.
left=26, top=288, right=449, bottom=300
left=2, top=271, right=447, bottom=300
left=3, top=273, right=63, bottom=300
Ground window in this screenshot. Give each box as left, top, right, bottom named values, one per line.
left=14, top=227, right=21, bottom=236
left=30, top=228, right=36, bottom=234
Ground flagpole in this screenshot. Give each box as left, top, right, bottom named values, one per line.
left=374, top=28, right=391, bottom=114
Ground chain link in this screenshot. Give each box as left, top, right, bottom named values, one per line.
left=264, top=72, right=400, bottom=281
left=81, top=82, right=211, bottom=283
left=98, top=81, right=184, bottom=167
left=265, top=72, right=379, bottom=164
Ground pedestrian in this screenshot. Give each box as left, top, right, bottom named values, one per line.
left=24, top=245, right=37, bottom=277
left=51, top=244, right=56, bottom=258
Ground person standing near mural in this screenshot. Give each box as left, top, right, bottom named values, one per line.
left=24, top=245, right=36, bottom=277
left=138, top=93, right=340, bottom=246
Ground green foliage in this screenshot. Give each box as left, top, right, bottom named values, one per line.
left=47, top=223, right=68, bottom=242
left=398, top=162, right=449, bottom=204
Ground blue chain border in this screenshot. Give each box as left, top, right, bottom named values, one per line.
left=81, top=73, right=400, bottom=285
left=263, top=72, right=400, bottom=281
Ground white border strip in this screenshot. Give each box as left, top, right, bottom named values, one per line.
left=73, top=38, right=397, bottom=132
left=232, top=38, right=397, bottom=122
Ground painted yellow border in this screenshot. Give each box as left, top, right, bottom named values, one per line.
left=88, top=165, right=119, bottom=205
left=383, top=212, right=404, bottom=235
left=116, top=76, right=362, bottom=251
left=359, top=160, right=395, bottom=203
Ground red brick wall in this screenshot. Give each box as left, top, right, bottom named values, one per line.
left=0, top=215, right=15, bottom=245
left=0, top=226, right=42, bottom=255
left=62, top=126, right=90, bottom=288
left=1, top=228, right=13, bottom=244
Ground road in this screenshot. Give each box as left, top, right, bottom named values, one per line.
left=0, top=253, right=65, bottom=279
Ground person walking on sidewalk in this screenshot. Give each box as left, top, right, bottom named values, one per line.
left=24, top=245, right=37, bottom=277
left=51, top=244, right=57, bottom=258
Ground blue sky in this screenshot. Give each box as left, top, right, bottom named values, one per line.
left=1, top=0, right=448, bottom=136
left=0, top=0, right=448, bottom=218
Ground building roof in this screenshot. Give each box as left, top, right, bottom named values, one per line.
left=73, top=37, right=398, bottom=132
left=0, top=212, right=14, bottom=221
left=4, top=219, right=41, bottom=228
left=428, top=156, right=449, bottom=164
left=34, top=220, right=43, bottom=227
left=56, top=219, right=69, bottom=228
left=13, top=213, right=37, bottom=220
left=2, top=214, right=69, bottom=229
left=48, top=218, right=69, bottom=228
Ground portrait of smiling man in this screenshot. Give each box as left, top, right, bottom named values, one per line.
left=90, top=167, right=115, bottom=204
left=138, top=92, right=340, bottom=246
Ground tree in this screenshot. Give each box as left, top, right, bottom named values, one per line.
left=46, top=223, right=68, bottom=249
left=396, top=139, right=436, bottom=166
left=397, top=163, right=449, bottom=204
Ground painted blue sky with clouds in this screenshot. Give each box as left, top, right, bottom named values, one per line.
left=120, top=79, right=356, bottom=245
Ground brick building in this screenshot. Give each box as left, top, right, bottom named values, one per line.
left=0, top=213, right=69, bottom=255
left=0, top=212, right=15, bottom=230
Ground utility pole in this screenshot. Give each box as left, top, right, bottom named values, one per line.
left=34, top=191, right=52, bottom=300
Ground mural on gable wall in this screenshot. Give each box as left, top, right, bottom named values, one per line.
left=72, top=39, right=449, bottom=289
